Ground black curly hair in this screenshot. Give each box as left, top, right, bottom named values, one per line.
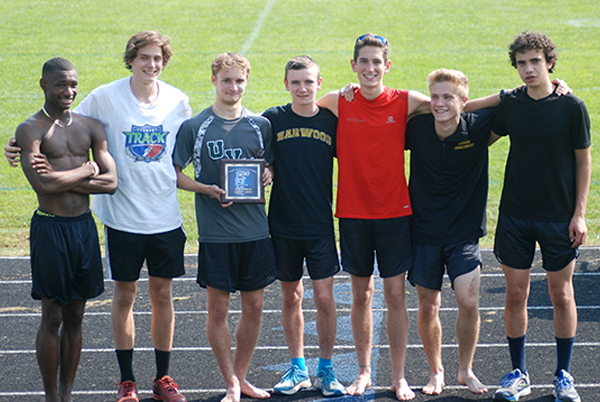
left=508, top=30, right=557, bottom=73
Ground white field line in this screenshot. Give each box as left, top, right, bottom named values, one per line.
left=239, top=0, right=276, bottom=55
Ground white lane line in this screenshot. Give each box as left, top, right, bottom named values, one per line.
left=2, top=270, right=600, bottom=285
left=3, top=341, right=600, bottom=355
left=3, top=304, right=600, bottom=318
left=0, top=277, right=199, bottom=284
left=239, top=0, right=276, bottom=55
left=3, top=383, right=600, bottom=397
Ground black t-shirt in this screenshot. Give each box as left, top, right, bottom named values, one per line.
left=263, top=104, right=337, bottom=239
left=492, top=87, right=590, bottom=221
left=406, top=109, right=494, bottom=245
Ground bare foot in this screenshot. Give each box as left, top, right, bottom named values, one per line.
left=346, top=372, right=372, bottom=395
left=458, top=370, right=488, bottom=394
left=391, top=378, right=415, bottom=401
left=240, top=379, right=270, bottom=399
left=221, top=379, right=241, bottom=402
left=422, top=372, right=444, bottom=395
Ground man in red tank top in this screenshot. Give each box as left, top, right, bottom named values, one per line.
left=318, top=34, right=430, bottom=401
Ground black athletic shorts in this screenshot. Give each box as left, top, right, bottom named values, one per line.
left=494, top=213, right=578, bottom=271
left=271, top=236, right=340, bottom=282
left=339, top=216, right=412, bottom=278
left=106, top=226, right=186, bottom=281
left=30, top=209, right=104, bottom=303
left=408, top=240, right=481, bottom=290
left=198, top=238, right=277, bottom=292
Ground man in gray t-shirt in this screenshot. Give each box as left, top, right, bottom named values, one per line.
left=173, top=105, right=272, bottom=243
left=173, top=52, right=276, bottom=402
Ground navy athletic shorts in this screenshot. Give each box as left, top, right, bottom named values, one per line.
left=30, top=209, right=104, bottom=303
left=106, top=226, right=186, bottom=281
left=408, top=239, right=481, bottom=290
left=339, top=216, right=412, bottom=278
left=494, top=213, right=578, bottom=272
left=198, top=238, right=277, bottom=292
left=271, top=236, right=340, bottom=282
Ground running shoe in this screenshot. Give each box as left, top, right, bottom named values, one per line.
left=553, top=370, right=581, bottom=402
left=116, top=380, right=139, bottom=402
left=493, top=368, right=531, bottom=401
left=273, top=366, right=311, bottom=395
left=314, top=367, right=346, bottom=397
left=153, top=375, right=187, bottom=402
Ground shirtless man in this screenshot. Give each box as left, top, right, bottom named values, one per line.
left=15, top=57, right=117, bottom=402
left=7, top=32, right=191, bottom=402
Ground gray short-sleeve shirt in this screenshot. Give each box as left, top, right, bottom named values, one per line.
left=173, top=107, right=273, bottom=243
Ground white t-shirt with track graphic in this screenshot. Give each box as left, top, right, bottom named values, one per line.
left=76, top=77, right=192, bottom=234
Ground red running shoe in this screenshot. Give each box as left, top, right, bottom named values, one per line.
left=153, top=375, right=187, bottom=402
left=116, top=381, right=139, bottom=402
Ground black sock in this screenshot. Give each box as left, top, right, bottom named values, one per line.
left=508, top=335, right=527, bottom=374
left=116, top=349, right=135, bottom=382
left=155, top=349, right=171, bottom=380
left=555, top=337, right=575, bottom=376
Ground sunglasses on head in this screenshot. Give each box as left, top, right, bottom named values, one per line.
left=356, top=34, right=388, bottom=45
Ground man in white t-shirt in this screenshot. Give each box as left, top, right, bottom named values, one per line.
left=80, top=31, right=191, bottom=402
left=5, top=31, right=191, bottom=402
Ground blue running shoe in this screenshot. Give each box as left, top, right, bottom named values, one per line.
left=273, top=366, right=311, bottom=395
left=314, top=367, right=346, bottom=397
left=493, top=368, right=531, bottom=402
left=553, top=370, right=581, bottom=402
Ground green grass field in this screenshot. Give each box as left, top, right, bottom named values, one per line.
left=1, top=0, right=598, bottom=255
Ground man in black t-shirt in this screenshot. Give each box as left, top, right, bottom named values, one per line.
left=263, top=56, right=345, bottom=397
left=491, top=31, right=591, bottom=402
left=406, top=68, right=494, bottom=397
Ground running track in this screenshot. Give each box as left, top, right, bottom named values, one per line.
left=0, top=248, right=599, bottom=401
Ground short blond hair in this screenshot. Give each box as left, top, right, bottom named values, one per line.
left=211, top=52, right=251, bottom=77
left=427, top=68, right=469, bottom=100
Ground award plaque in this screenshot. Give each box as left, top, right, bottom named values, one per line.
left=220, top=159, right=265, bottom=203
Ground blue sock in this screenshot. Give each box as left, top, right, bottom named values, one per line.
left=318, top=358, right=332, bottom=372
left=508, top=335, right=527, bottom=374
left=291, top=357, right=306, bottom=372
left=555, top=337, right=575, bottom=376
